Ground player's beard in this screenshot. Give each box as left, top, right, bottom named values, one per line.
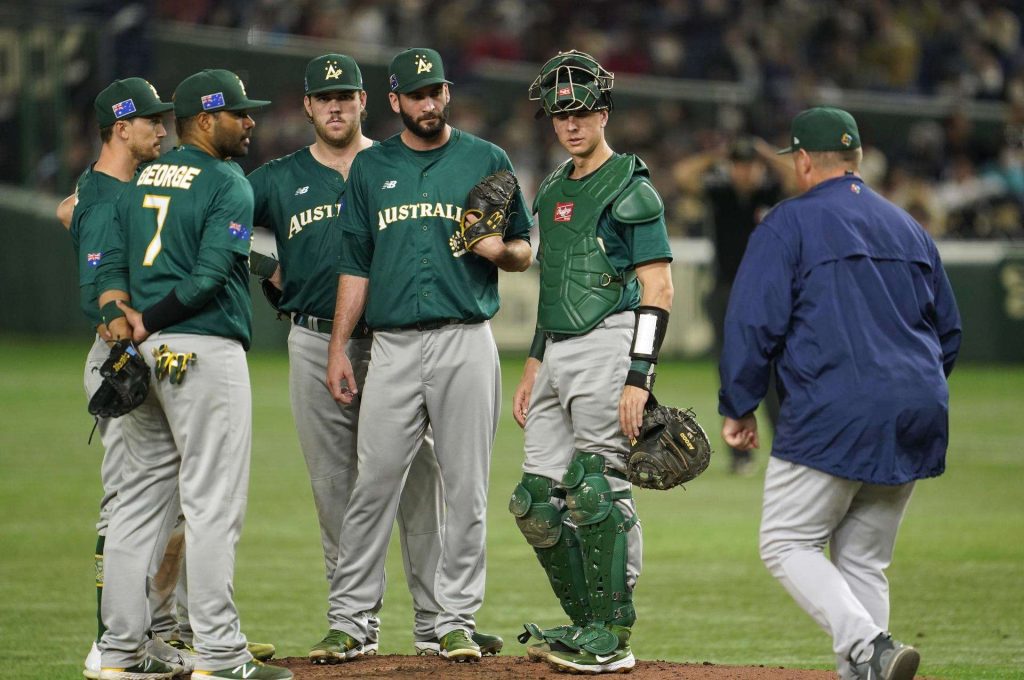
left=214, top=124, right=250, bottom=158
left=313, top=115, right=359, bottom=149
left=401, top=104, right=449, bottom=140
left=130, top=137, right=162, bottom=164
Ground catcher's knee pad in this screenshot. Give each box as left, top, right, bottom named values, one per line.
left=562, top=452, right=638, bottom=628
left=510, top=473, right=592, bottom=626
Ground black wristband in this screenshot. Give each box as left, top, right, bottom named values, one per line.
left=630, top=305, right=669, bottom=363
left=142, top=289, right=195, bottom=333
left=249, top=251, right=279, bottom=279
left=529, top=329, right=546, bottom=361
left=625, top=367, right=655, bottom=391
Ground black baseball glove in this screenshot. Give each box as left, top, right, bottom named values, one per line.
left=624, top=399, right=712, bottom=490
left=461, top=170, right=518, bottom=249
left=87, top=339, right=151, bottom=418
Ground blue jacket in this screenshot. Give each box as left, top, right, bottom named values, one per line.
left=718, top=174, right=962, bottom=484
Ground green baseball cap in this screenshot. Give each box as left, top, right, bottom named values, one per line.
left=173, top=69, right=271, bottom=118
left=305, top=54, right=363, bottom=95
left=777, top=106, right=861, bottom=154
left=388, top=48, right=452, bottom=94
left=94, top=78, right=173, bottom=128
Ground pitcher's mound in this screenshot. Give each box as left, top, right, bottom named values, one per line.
left=275, top=654, right=840, bottom=678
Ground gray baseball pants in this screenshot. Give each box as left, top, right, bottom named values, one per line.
left=327, top=321, right=500, bottom=641
left=100, top=333, right=252, bottom=672
left=288, top=325, right=443, bottom=640
left=521, top=311, right=643, bottom=590
left=759, top=456, right=915, bottom=679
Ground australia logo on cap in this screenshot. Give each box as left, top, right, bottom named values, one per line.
left=841, top=132, right=853, bottom=147
left=389, top=74, right=399, bottom=91
left=112, top=99, right=137, bottom=118
left=415, top=54, right=433, bottom=74
left=201, top=92, right=225, bottom=110
left=324, top=59, right=343, bottom=80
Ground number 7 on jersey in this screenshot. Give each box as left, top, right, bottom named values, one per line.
left=142, top=194, right=171, bottom=266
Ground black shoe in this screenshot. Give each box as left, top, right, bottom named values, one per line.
left=853, top=633, right=920, bottom=680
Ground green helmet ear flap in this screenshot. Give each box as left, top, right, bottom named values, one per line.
left=529, top=50, right=614, bottom=118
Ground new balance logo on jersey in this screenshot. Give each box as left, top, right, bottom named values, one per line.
left=382, top=180, right=397, bottom=189
left=288, top=202, right=343, bottom=239
left=377, top=202, right=463, bottom=231
left=295, top=186, right=309, bottom=195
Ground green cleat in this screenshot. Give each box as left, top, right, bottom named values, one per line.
left=246, top=642, right=276, bottom=662
left=439, top=629, right=481, bottom=662
left=545, top=645, right=636, bottom=674
left=308, top=629, right=363, bottom=664
left=98, top=657, right=176, bottom=680
left=191, top=660, right=292, bottom=679
left=415, top=631, right=502, bottom=656
left=526, top=641, right=551, bottom=662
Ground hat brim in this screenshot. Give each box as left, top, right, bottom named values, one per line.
left=305, top=84, right=363, bottom=95
left=776, top=146, right=795, bottom=155
left=225, top=98, right=272, bottom=111
left=133, top=102, right=175, bottom=117
left=394, top=77, right=452, bottom=94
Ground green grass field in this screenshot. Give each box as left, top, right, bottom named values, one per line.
left=1, top=337, right=1021, bottom=679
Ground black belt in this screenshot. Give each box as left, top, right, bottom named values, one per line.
left=384, top=318, right=484, bottom=332
left=292, top=313, right=371, bottom=339
left=545, top=330, right=583, bottom=343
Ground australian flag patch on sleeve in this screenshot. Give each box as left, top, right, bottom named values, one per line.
left=228, top=221, right=251, bottom=240
left=87, top=252, right=102, bottom=268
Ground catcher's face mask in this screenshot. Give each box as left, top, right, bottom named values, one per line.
left=529, top=50, right=614, bottom=119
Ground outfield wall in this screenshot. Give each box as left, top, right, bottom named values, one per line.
left=3, top=186, right=1021, bottom=361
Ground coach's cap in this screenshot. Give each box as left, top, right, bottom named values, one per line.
left=95, top=78, right=173, bottom=128
left=305, top=54, right=363, bottom=95
left=388, top=48, right=452, bottom=94
left=777, top=106, right=861, bottom=154
left=173, top=69, right=271, bottom=118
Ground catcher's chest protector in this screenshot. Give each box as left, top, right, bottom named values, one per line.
left=535, top=155, right=636, bottom=334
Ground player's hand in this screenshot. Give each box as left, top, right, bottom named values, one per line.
left=513, top=357, right=541, bottom=429
left=269, top=264, right=283, bottom=290
left=116, top=299, right=150, bottom=343
left=326, top=346, right=358, bottom=405
left=106, top=317, right=132, bottom=344
left=96, top=322, right=113, bottom=344
left=466, top=217, right=505, bottom=263
left=619, top=385, right=650, bottom=439
left=722, top=414, right=759, bottom=451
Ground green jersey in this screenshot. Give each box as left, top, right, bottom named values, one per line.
left=248, top=145, right=371, bottom=319
left=69, top=165, right=129, bottom=327
left=97, top=144, right=255, bottom=348
left=337, top=129, right=532, bottom=329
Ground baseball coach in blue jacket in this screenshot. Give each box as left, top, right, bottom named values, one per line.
left=718, top=107, right=961, bottom=680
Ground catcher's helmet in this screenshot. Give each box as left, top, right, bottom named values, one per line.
left=529, top=50, right=614, bottom=119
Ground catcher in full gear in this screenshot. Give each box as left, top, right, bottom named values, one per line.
left=510, top=50, right=678, bottom=674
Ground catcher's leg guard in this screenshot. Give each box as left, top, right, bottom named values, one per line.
left=562, top=452, right=639, bottom=631
left=510, top=473, right=591, bottom=627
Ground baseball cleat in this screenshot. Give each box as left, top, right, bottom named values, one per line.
left=853, top=633, right=920, bottom=680
left=245, top=642, right=276, bottom=662
left=98, top=656, right=176, bottom=679
left=416, top=631, right=502, bottom=656
left=190, top=660, right=292, bottom=679
left=308, top=629, right=363, bottom=664
left=526, top=641, right=552, bottom=662
left=148, top=636, right=196, bottom=674
left=544, top=645, right=636, bottom=674
left=362, top=642, right=379, bottom=656
left=439, top=629, right=481, bottom=662
left=84, top=641, right=101, bottom=679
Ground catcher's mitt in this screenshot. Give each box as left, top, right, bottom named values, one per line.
left=87, top=339, right=151, bottom=418
left=624, top=400, right=712, bottom=490
left=461, top=169, right=518, bottom=249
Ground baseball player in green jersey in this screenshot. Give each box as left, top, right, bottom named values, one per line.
left=246, top=54, right=472, bottom=662
left=62, top=77, right=198, bottom=680
left=94, top=69, right=291, bottom=680
left=510, top=51, right=674, bottom=674
left=323, top=47, right=533, bottom=662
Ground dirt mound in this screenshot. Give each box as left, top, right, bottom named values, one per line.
left=273, top=654, right=839, bottom=678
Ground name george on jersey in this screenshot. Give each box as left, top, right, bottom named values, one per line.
left=377, top=202, right=463, bottom=231
left=136, top=164, right=203, bottom=190
left=289, top=203, right=343, bottom=239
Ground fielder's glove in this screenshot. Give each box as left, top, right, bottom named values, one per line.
left=624, top=398, right=712, bottom=490
left=87, top=339, right=151, bottom=418
left=461, top=170, right=518, bottom=249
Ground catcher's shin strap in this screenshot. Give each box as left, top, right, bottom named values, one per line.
left=292, top=313, right=370, bottom=339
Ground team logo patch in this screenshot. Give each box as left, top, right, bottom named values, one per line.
left=227, top=221, right=251, bottom=240
left=112, top=99, right=136, bottom=118
left=201, top=92, right=225, bottom=110
left=324, top=59, right=343, bottom=80
left=414, top=54, right=433, bottom=74
left=389, top=74, right=399, bottom=91
left=557, top=86, right=571, bottom=96
left=87, top=252, right=102, bottom=268
left=841, top=132, right=853, bottom=147
left=851, top=183, right=861, bottom=194
left=554, top=202, right=574, bottom=222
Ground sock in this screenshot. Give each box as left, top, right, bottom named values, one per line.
left=95, top=534, right=106, bottom=642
